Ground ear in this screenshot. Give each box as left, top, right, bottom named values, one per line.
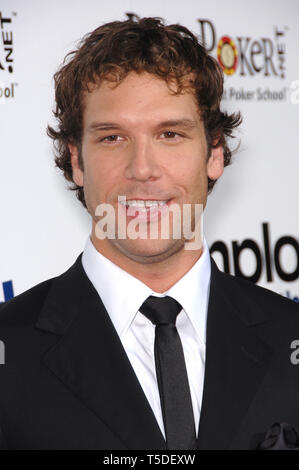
left=207, top=144, right=224, bottom=181
left=69, top=143, right=84, bottom=187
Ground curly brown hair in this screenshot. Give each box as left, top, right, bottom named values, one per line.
left=47, top=17, right=241, bottom=209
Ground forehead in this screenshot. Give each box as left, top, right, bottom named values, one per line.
left=82, top=72, right=201, bottom=125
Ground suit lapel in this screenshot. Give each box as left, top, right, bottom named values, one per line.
left=35, top=254, right=166, bottom=450
left=197, top=259, right=273, bottom=449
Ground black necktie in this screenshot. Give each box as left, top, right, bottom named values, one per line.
left=139, top=295, right=197, bottom=450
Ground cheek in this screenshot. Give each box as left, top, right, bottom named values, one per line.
left=178, top=159, right=207, bottom=186
left=186, top=164, right=209, bottom=201
left=81, top=163, right=102, bottom=202
left=84, top=158, right=122, bottom=200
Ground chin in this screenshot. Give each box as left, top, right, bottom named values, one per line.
left=113, top=238, right=184, bottom=264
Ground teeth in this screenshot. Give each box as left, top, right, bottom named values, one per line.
left=120, top=199, right=168, bottom=208
left=145, top=200, right=167, bottom=207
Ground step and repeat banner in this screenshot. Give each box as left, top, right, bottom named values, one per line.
left=0, top=0, right=298, bottom=303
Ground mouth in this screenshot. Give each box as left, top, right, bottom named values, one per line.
left=118, top=198, right=173, bottom=221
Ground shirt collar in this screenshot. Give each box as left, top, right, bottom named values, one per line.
left=81, top=236, right=211, bottom=345
left=166, top=238, right=211, bottom=344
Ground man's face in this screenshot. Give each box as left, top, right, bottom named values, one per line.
left=70, top=72, right=223, bottom=264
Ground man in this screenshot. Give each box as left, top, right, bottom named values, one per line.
left=0, top=17, right=299, bottom=451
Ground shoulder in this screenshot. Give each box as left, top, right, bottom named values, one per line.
left=0, top=253, right=84, bottom=329
left=211, top=259, right=299, bottom=324
left=0, top=277, right=55, bottom=327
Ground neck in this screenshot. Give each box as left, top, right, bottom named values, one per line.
left=90, top=229, right=204, bottom=293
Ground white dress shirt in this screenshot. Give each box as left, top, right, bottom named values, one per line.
left=81, top=236, right=211, bottom=439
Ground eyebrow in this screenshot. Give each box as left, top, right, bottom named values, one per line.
left=156, top=119, right=198, bottom=130
left=87, top=122, right=122, bottom=133
left=86, top=118, right=198, bottom=133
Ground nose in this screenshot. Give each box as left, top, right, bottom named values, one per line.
left=124, top=138, right=162, bottom=182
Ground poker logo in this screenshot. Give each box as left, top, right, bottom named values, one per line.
left=0, top=11, right=17, bottom=102
left=0, top=11, right=15, bottom=74
left=198, top=19, right=287, bottom=78
left=217, top=36, right=238, bottom=75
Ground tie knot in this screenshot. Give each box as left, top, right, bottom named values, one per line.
left=139, top=295, right=182, bottom=326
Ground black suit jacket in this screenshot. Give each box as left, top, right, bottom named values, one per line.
left=0, top=253, right=299, bottom=450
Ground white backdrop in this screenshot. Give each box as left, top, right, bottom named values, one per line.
left=0, top=0, right=298, bottom=303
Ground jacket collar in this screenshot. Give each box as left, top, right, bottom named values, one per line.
left=36, top=253, right=167, bottom=450
left=197, top=258, right=272, bottom=449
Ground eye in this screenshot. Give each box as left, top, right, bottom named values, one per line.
left=100, top=135, right=123, bottom=143
left=162, top=131, right=177, bottom=138
left=160, top=131, right=182, bottom=140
